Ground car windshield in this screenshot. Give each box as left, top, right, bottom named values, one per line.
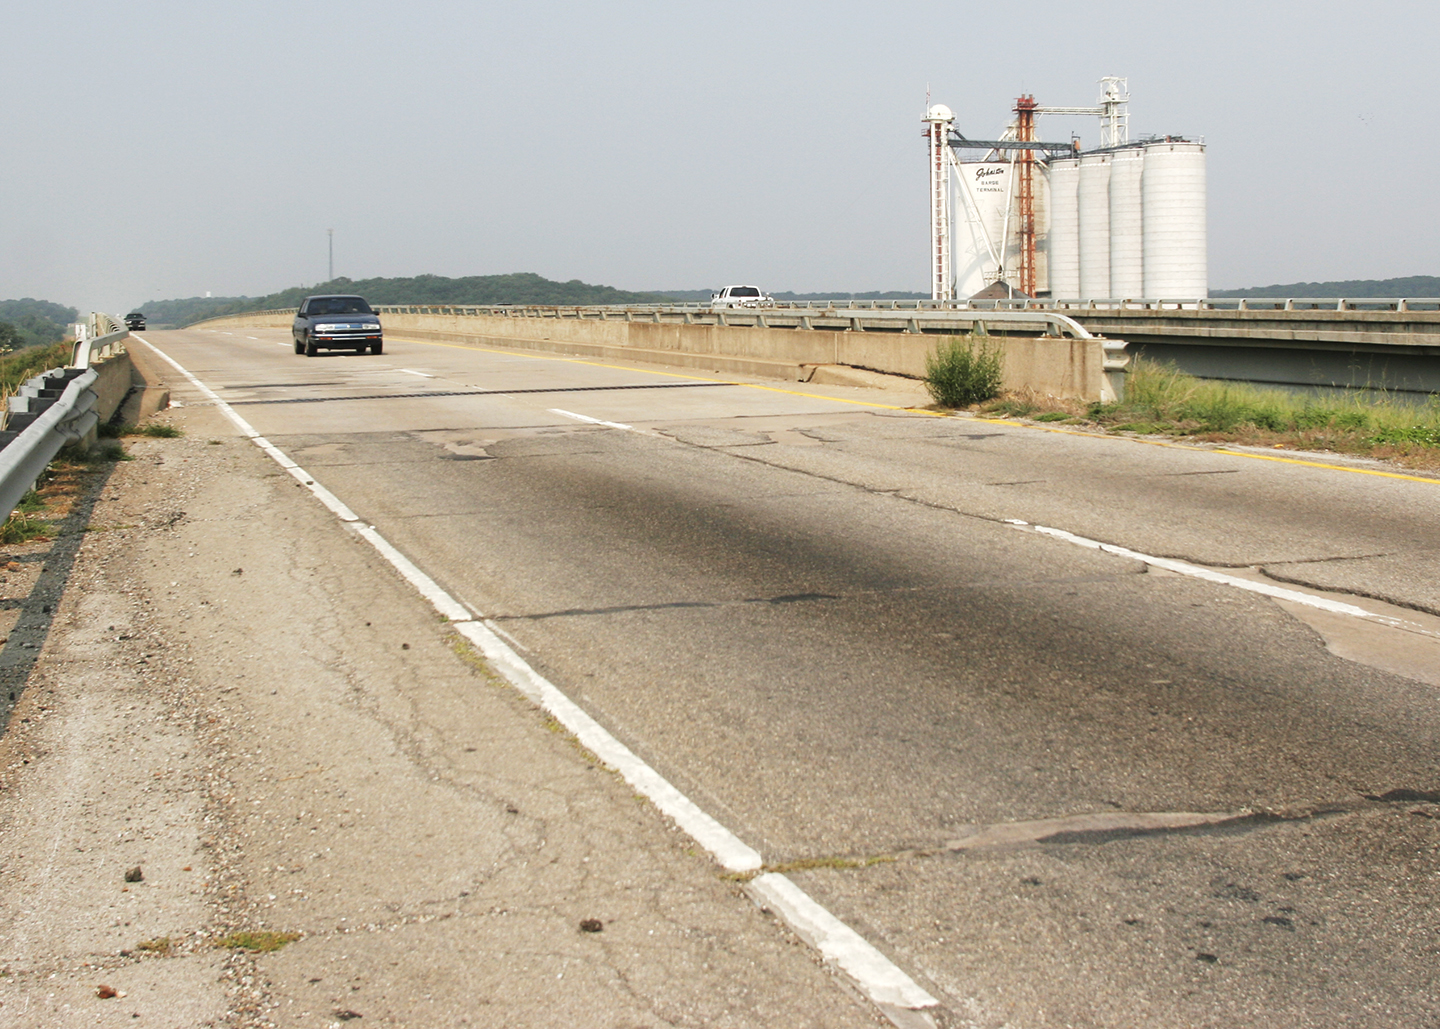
left=309, top=297, right=373, bottom=316
left=730, top=287, right=760, bottom=297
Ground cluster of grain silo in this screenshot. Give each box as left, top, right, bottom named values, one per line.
left=930, top=81, right=1208, bottom=301
left=1047, top=140, right=1207, bottom=299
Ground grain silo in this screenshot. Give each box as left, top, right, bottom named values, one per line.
left=1108, top=147, right=1146, bottom=297
left=1077, top=153, right=1113, bottom=299
left=925, top=79, right=1207, bottom=301
left=1047, top=158, right=1081, bottom=299
left=1141, top=141, right=1208, bottom=298
left=952, top=159, right=1016, bottom=300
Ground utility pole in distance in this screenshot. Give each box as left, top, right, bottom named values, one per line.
left=327, top=228, right=334, bottom=282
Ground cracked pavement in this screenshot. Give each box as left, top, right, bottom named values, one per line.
left=0, top=422, right=881, bottom=1028
left=3, top=326, right=1440, bottom=1027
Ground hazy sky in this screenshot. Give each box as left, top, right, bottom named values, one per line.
left=3, top=0, right=1436, bottom=312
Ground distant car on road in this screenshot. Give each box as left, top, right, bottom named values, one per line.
left=292, top=295, right=383, bottom=356
left=124, top=312, right=146, bottom=330
left=710, top=285, right=774, bottom=309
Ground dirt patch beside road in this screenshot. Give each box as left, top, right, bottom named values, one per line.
left=0, top=406, right=881, bottom=1027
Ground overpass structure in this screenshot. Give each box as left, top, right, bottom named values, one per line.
left=200, top=297, right=1440, bottom=399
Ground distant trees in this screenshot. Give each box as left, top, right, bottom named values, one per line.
left=0, top=299, right=78, bottom=349
left=1211, top=276, right=1440, bottom=298
left=137, top=273, right=678, bottom=327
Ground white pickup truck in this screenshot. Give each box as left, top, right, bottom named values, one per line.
left=709, top=285, right=774, bottom=309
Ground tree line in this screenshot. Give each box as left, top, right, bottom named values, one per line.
left=1210, top=276, right=1440, bottom=298
left=0, top=298, right=79, bottom=352
left=136, top=273, right=677, bottom=327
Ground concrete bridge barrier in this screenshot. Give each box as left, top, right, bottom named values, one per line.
left=196, top=308, right=1122, bottom=402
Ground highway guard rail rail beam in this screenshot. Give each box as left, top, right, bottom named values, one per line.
left=0, top=368, right=101, bottom=522
left=0, top=314, right=133, bottom=523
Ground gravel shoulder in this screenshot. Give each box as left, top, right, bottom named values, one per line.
left=0, top=397, right=881, bottom=1027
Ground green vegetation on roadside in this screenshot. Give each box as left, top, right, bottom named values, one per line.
left=0, top=513, right=50, bottom=544
left=923, top=337, right=1004, bottom=407
left=0, top=341, right=72, bottom=402
left=215, top=930, right=301, bottom=952
left=0, top=299, right=78, bottom=352
left=126, top=422, right=182, bottom=438
left=971, top=359, right=1440, bottom=468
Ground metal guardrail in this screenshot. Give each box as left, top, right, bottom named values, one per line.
left=220, top=296, right=1440, bottom=323
left=0, top=314, right=130, bottom=523
left=378, top=297, right=1440, bottom=314
left=0, top=368, right=100, bottom=521
left=368, top=303, right=1107, bottom=339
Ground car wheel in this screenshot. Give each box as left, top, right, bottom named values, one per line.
left=370, top=342, right=383, bottom=355
left=305, top=338, right=318, bottom=357
left=294, top=338, right=303, bottom=354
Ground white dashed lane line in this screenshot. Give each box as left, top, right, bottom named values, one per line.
left=1009, top=519, right=1439, bottom=636
left=550, top=408, right=634, bottom=431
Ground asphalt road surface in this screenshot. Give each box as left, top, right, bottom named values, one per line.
left=145, top=327, right=1440, bottom=1026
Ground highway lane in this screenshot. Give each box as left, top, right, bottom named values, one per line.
left=150, top=327, right=1440, bottom=1027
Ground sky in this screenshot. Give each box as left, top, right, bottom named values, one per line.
left=2, top=0, right=1436, bottom=313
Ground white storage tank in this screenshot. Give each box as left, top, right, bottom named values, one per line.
left=1141, top=141, right=1207, bottom=298
left=1046, top=158, right=1080, bottom=299
left=952, top=160, right=1013, bottom=299
left=1077, top=153, right=1112, bottom=299
left=1108, top=147, right=1145, bottom=298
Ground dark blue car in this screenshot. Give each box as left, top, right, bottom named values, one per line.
left=292, top=295, right=383, bottom=356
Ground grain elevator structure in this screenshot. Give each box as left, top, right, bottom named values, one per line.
left=924, top=79, right=1207, bottom=301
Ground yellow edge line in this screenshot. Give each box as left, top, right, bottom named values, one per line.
left=391, top=334, right=1440, bottom=485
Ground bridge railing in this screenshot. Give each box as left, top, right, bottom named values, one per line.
left=228, top=296, right=1440, bottom=324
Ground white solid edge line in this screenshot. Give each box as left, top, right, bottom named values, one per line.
left=399, top=368, right=435, bottom=378
left=1015, top=521, right=1380, bottom=619
left=452, top=619, right=765, bottom=875
left=748, top=873, right=940, bottom=1010
left=354, top=525, right=472, bottom=623
left=135, top=336, right=361, bottom=522
left=550, top=407, right=634, bottom=431
left=138, top=335, right=940, bottom=1015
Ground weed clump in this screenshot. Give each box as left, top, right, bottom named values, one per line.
left=215, top=930, right=300, bottom=952
left=924, top=337, right=1003, bottom=408
left=121, top=422, right=182, bottom=438
left=91, top=441, right=130, bottom=463
left=0, top=514, right=49, bottom=544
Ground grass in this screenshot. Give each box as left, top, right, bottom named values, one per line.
left=135, top=936, right=173, bottom=954
left=977, top=359, right=1440, bottom=470
left=0, top=342, right=73, bottom=410
left=0, top=514, right=51, bottom=544
left=215, top=930, right=300, bottom=952
left=90, top=440, right=130, bottom=463
left=125, top=422, right=183, bottom=438
left=923, top=337, right=1004, bottom=408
